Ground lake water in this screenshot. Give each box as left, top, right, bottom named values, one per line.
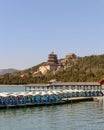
left=0, top=85, right=25, bottom=92
left=0, top=86, right=104, bottom=130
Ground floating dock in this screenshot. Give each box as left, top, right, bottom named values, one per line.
left=0, top=89, right=103, bottom=109
left=62, top=97, right=94, bottom=103
left=0, top=80, right=104, bottom=109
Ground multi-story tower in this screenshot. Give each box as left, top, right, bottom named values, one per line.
left=48, top=52, right=58, bottom=64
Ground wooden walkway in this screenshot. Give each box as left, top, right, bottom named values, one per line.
left=62, top=97, right=93, bottom=103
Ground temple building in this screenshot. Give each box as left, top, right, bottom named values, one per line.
left=65, top=53, right=76, bottom=60
left=38, top=52, right=59, bottom=74
left=37, top=52, right=77, bottom=74
left=48, top=52, right=58, bottom=64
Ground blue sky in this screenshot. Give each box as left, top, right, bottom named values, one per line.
left=0, top=0, right=104, bottom=70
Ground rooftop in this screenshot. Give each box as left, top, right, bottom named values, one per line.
left=25, top=82, right=100, bottom=87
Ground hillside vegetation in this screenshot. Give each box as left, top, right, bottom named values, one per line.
left=0, top=54, right=104, bottom=84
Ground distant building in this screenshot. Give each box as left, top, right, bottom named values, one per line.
left=65, top=53, right=76, bottom=59
left=38, top=52, right=59, bottom=74
left=48, top=52, right=58, bottom=64
left=35, top=52, right=77, bottom=75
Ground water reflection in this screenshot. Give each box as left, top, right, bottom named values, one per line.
left=0, top=101, right=104, bottom=130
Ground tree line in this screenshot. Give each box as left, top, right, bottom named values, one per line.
left=0, top=54, right=104, bottom=84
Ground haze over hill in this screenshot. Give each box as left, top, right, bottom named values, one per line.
left=0, top=69, right=19, bottom=75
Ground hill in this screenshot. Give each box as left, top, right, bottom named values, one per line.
left=0, top=68, right=19, bottom=75
left=0, top=54, right=104, bottom=84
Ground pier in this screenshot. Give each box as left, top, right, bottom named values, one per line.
left=0, top=80, right=104, bottom=109
left=0, top=90, right=103, bottom=109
